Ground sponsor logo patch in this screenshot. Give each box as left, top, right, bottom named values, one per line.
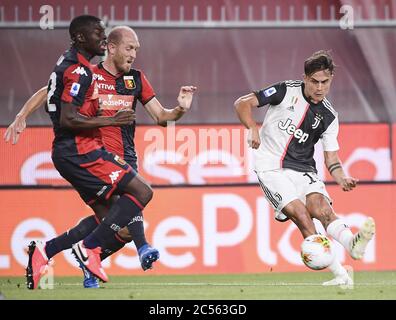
left=96, top=185, right=108, bottom=197
left=114, top=155, right=127, bottom=166
left=98, top=94, right=134, bottom=111
left=278, top=118, right=309, bottom=143
left=97, top=83, right=115, bottom=90
left=69, top=83, right=81, bottom=97
left=71, top=66, right=88, bottom=76
left=264, top=87, right=277, bottom=97
left=93, top=73, right=105, bottom=81
left=109, top=170, right=122, bottom=184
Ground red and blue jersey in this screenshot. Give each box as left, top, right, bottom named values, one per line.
left=46, top=47, right=102, bottom=157
left=93, top=62, right=155, bottom=167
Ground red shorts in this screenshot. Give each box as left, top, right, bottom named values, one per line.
left=52, top=148, right=137, bottom=204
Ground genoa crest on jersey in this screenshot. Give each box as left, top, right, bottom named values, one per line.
left=123, top=76, right=136, bottom=89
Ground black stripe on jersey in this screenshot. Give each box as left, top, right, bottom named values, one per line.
left=282, top=97, right=337, bottom=173
left=322, top=98, right=337, bottom=116
left=254, top=82, right=287, bottom=107
left=70, top=66, right=93, bottom=106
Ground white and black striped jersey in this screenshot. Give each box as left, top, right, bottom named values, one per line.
left=253, top=80, right=339, bottom=173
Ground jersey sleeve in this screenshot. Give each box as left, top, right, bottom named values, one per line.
left=321, top=116, right=340, bottom=151
left=253, top=82, right=287, bottom=107
left=138, top=71, right=156, bottom=105
left=61, top=64, right=93, bottom=107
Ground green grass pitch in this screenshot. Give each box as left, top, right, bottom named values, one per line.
left=1, top=271, right=396, bottom=300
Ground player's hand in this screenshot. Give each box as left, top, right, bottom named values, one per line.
left=177, top=86, right=197, bottom=111
left=112, top=109, right=136, bottom=126
left=248, top=127, right=260, bottom=149
left=4, top=115, right=26, bottom=145
left=339, top=176, right=359, bottom=191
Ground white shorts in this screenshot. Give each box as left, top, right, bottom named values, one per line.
left=255, top=168, right=332, bottom=221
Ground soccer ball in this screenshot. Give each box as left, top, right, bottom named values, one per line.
left=301, top=234, right=335, bottom=270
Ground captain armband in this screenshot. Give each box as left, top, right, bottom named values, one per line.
left=328, top=162, right=342, bottom=175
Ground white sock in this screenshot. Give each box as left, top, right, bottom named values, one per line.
left=327, top=258, right=348, bottom=278
left=326, top=218, right=354, bottom=253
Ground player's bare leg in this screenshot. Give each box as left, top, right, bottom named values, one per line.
left=306, top=193, right=352, bottom=285
left=281, top=199, right=317, bottom=238
left=281, top=200, right=350, bottom=285
left=306, top=193, right=375, bottom=259
left=306, top=193, right=370, bottom=286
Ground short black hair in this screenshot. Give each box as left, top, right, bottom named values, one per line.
left=69, top=15, right=102, bottom=41
left=304, top=50, right=335, bottom=76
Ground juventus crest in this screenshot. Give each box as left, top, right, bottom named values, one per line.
left=312, top=113, right=323, bottom=129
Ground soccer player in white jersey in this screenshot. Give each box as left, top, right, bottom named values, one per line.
left=234, top=50, right=375, bottom=286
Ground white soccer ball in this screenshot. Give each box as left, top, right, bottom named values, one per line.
left=301, top=234, right=335, bottom=270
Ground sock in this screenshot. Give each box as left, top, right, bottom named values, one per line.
left=45, top=215, right=99, bottom=259
left=83, top=194, right=144, bottom=249
left=100, top=233, right=129, bottom=261
left=127, top=213, right=148, bottom=251
left=327, top=258, right=348, bottom=278
left=326, top=219, right=354, bottom=253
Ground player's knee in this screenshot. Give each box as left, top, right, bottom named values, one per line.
left=138, top=185, right=153, bottom=206
left=317, top=207, right=335, bottom=228
left=117, top=227, right=133, bottom=242
left=145, top=185, right=154, bottom=203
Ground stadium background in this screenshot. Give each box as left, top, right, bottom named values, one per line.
left=0, top=0, right=395, bottom=278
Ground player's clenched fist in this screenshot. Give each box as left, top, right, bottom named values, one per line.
left=177, top=86, right=197, bottom=111
left=248, top=127, right=261, bottom=149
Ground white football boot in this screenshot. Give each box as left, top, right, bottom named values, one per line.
left=322, top=273, right=353, bottom=287
left=350, top=217, right=376, bottom=260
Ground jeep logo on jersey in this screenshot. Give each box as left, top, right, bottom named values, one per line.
left=278, top=118, right=309, bottom=143
left=98, top=94, right=134, bottom=110
left=71, top=66, right=88, bottom=76
left=124, top=76, right=136, bottom=89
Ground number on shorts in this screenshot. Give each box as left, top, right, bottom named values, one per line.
left=303, top=173, right=317, bottom=184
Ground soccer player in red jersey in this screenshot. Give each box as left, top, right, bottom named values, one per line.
left=6, top=24, right=196, bottom=289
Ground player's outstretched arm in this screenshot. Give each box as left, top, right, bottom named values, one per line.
left=4, top=86, right=47, bottom=144
left=143, top=86, right=197, bottom=127
left=60, top=103, right=136, bottom=129
left=234, top=93, right=261, bottom=149
left=324, top=150, right=359, bottom=191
